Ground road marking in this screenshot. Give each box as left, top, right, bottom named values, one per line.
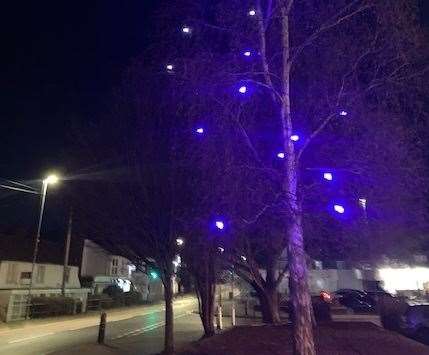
left=113, top=311, right=193, bottom=340
left=8, top=333, right=55, bottom=344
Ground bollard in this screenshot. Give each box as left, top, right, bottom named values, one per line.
left=216, top=305, right=223, bottom=330
left=98, top=312, right=107, bottom=344
left=231, top=304, right=236, bottom=326
left=244, top=299, right=248, bottom=317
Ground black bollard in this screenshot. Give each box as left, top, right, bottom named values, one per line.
left=98, top=312, right=107, bottom=344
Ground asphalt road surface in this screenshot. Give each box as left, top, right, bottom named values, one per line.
left=0, top=297, right=201, bottom=355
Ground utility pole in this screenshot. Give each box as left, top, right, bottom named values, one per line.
left=61, top=208, right=73, bottom=296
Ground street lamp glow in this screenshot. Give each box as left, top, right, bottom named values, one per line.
left=334, top=204, right=345, bottom=214
left=215, top=220, right=225, bottom=230
left=241, top=255, right=247, bottom=261
left=150, top=271, right=159, bottom=279
left=339, top=110, right=348, bottom=116
left=248, top=9, right=256, bottom=16
left=44, top=174, right=59, bottom=185
left=196, top=127, right=204, bottom=134
left=290, top=134, right=300, bottom=142
left=166, top=64, right=174, bottom=71
left=182, top=26, right=191, bottom=34
left=323, top=172, right=333, bottom=181
left=176, top=238, right=184, bottom=246
left=243, top=51, right=251, bottom=57
left=277, top=152, right=285, bottom=159
left=239, top=86, right=247, bottom=94
left=218, top=246, right=225, bottom=253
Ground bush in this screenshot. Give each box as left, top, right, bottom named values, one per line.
left=312, top=296, right=332, bottom=322
left=31, top=296, right=77, bottom=318
left=379, top=295, right=408, bottom=331
left=123, top=290, right=143, bottom=306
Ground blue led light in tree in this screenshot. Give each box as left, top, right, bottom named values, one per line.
left=238, top=86, right=247, bottom=94
left=333, top=204, right=345, bottom=214
left=323, top=172, right=333, bottom=181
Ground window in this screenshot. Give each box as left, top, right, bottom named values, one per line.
left=6, top=263, right=18, bottom=284
left=20, top=272, right=32, bottom=279
left=111, top=258, right=119, bottom=275
left=36, top=265, right=45, bottom=283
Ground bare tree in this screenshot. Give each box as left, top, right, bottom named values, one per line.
left=150, top=1, right=428, bottom=354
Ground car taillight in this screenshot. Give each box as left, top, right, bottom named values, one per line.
left=320, top=291, right=332, bottom=303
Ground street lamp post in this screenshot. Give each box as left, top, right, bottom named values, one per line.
left=26, top=174, right=59, bottom=319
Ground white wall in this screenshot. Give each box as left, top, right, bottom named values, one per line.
left=80, top=239, right=111, bottom=277
left=0, top=261, right=81, bottom=289
left=81, top=239, right=132, bottom=278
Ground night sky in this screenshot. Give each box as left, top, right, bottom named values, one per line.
left=1, top=1, right=157, bottom=231
left=0, top=1, right=428, bottom=235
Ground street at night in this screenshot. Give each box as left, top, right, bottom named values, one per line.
left=1, top=1, right=429, bottom=354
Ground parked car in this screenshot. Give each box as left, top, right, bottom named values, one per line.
left=399, top=305, right=429, bottom=345
left=334, top=289, right=375, bottom=313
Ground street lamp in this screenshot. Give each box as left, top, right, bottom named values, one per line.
left=26, top=174, right=59, bottom=318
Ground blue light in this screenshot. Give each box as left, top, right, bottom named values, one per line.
left=248, top=9, right=256, bottom=16
left=277, top=152, right=285, bottom=159
left=243, top=51, right=251, bottom=57
left=323, top=172, right=333, bottom=181
left=166, top=64, right=174, bottom=71
left=334, top=204, right=345, bottom=214
left=215, top=220, right=225, bottom=230
left=196, top=127, right=204, bottom=134
left=182, top=26, right=191, bottom=34
left=150, top=271, right=159, bottom=279
left=239, top=86, right=247, bottom=94
left=339, top=110, right=348, bottom=116
left=290, top=135, right=300, bottom=142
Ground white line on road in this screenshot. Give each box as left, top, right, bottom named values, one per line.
left=112, top=311, right=192, bottom=340
left=8, top=333, right=55, bottom=344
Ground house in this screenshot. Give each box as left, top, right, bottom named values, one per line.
left=80, top=239, right=166, bottom=300
left=81, top=239, right=135, bottom=294
left=0, top=233, right=90, bottom=322
left=0, top=260, right=89, bottom=322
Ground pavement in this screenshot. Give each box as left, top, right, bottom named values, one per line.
left=0, top=295, right=382, bottom=355
left=0, top=296, right=202, bottom=355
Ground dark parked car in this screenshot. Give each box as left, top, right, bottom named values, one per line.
left=334, top=289, right=375, bottom=313
left=400, top=305, right=429, bottom=345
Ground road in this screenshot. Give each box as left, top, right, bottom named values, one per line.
left=0, top=297, right=201, bottom=355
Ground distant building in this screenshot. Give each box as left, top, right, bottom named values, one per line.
left=0, top=233, right=90, bottom=322
left=80, top=239, right=166, bottom=300
left=0, top=260, right=89, bottom=322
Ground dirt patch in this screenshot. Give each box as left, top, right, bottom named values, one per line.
left=177, top=322, right=429, bottom=355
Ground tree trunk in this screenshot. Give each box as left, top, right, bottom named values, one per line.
left=164, top=269, right=174, bottom=354
left=195, top=271, right=216, bottom=337
left=256, top=286, right=280, bottom=324
left=279, top=3, right=316, bottom=354
left=288, top=214, right=316, bottom=355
